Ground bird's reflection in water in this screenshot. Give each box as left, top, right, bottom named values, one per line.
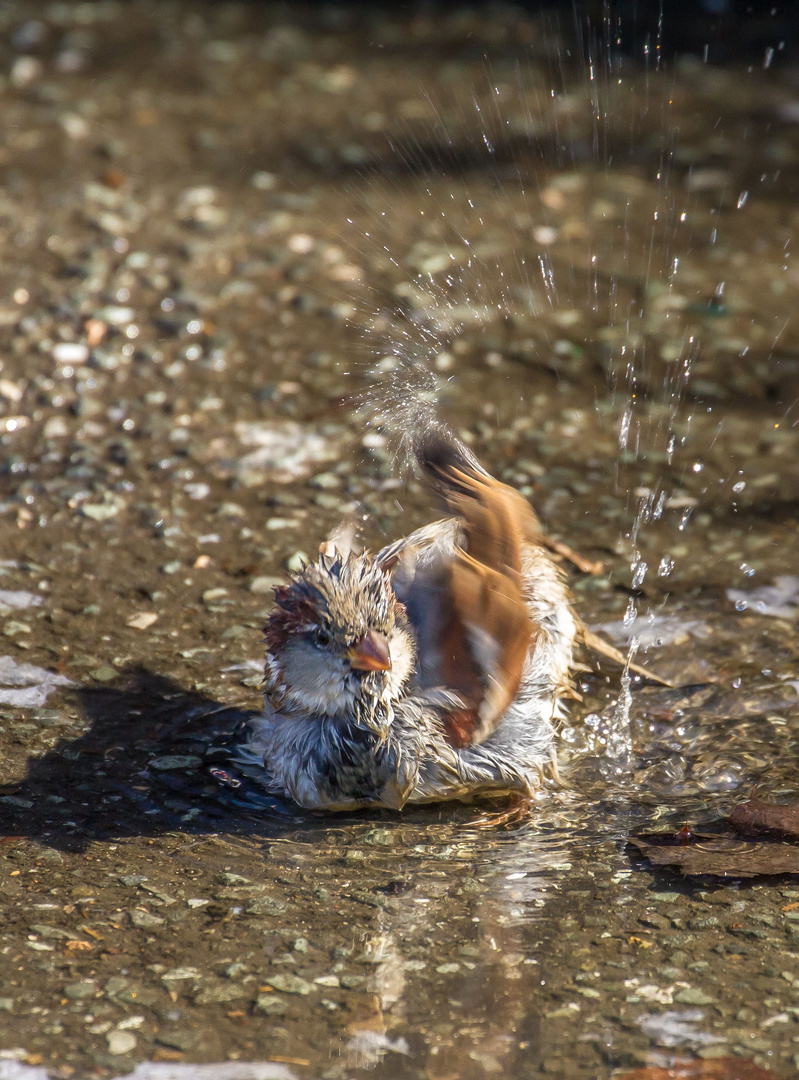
left=331, top=829, right=571, bottom=1077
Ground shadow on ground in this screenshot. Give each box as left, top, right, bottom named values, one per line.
left=0, top=669, right=308, bottom=852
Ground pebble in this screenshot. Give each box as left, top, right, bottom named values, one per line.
left=160, top=967, right=202, bottom=982
left=674, top=988, right=717, bottom=1005
left=286, top=551, right=310, bottom=573
left=129, top=909, right=165, bottom=929
left=127, top=612, right=158, bottom=630
left=80, top=502, right=121, bottom=521
left=255, top=994, right=287, bottom=1015
left=194, top=982, right=246, bottom=1005
left=52, top=342, right=89, bottom=365
left=10, top=56, right=42, bottom=87
left=106, top=1030, right=137, bottom=1055
left=43, top=417, right=69, bottom=439
left=149, top=755, right=201, bottom=771
left=249, top=575, right=283, bottom=594
left=97, top=305, right=135, bottom=325
left=245, top=896, right=288, bottom=916
left=63, top=981, right=97, bottom=1000
left=263, top=974, right=313, bottom=995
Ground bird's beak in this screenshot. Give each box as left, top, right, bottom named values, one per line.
left=348, top=629, right=391, bottom=672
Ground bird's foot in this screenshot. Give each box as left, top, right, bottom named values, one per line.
left=470, top=792, right=531, bottom=828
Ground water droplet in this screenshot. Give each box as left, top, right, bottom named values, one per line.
left=631, top=561, right=648, bottom=589
left=692, top=461, right=703, bottom=473
left=732, top=480, right=745, bottom=493
left=618, top=405, right=632, bottom=450
left=678, top=508, right=693, bottom=531
left=623, top=597, right=637, bottom=628
left=732, top=677, right=742, bottom=689
left=658, top=556, right=674, bottom=577
left=734, top=599, right=747, bottom=612
left=737, top=191, right=748, bottom=209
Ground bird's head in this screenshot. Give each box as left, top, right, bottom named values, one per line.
left=263, top=552, right=415, bottom=730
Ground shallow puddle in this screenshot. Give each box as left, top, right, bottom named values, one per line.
left=0, top=3, right=798, bottom=1078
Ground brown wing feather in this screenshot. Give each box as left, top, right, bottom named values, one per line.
left=430, top=463, right=541, bottom=748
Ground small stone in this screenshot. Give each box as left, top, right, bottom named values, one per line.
left=219, top=872, right=251, bottom=886
left=544, top=1004, right=581, bottom=1019
left=314, top=974, right=340, bottom=987
left=674, top=988, right=716, bottom=1005
left=640, top=913, right=671, bottom=931
left=43, top=417, right=69, bottom=439
left=309, top=472, right=340, bottom=489
left=263, top=974, right=313, bottom=996
left=160, top=967, right=202, bottom=982
left=149, top=755, right=201, bottom=771
left=0, top=999, right=13, bottom=1012
left=194, top=981, right=246, bottom=1005
left=91, top=666, right=117, bottom=682
left=97, top=305, right=135, bottom=325
left=255, top=994, right=287, bottom=1015
left=106, top=1030, right=137, bottom=1055
left=249, top=576, right=282, bottom=595
left=130, top=909, right=165, bottom=929
left=156, top=1029, right=199, bottom=1051
left=64, top=981, right=97, bottom=1000
left=251, top=171, right=277, bottom=190
left=52, top=342, right=89, bottom=365
left=285, top=551, right=310, bottom=573
left=10, top=56, right=42, bottom=87
left=127, top=612, right=158, bottom=630
left=116, top=1016, right=145, bottom=1030
left=245, top=896, right=287, bottom=916
left=202, top=588, right=228, bottom=603
left=80, top=503, right=121, bottom=521
left=435, top=963, right=460, bottom=974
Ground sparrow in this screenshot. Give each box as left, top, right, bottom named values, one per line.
left=207, top=399, right=669, bottom=816
left=208, top=415, right=660, bottom=816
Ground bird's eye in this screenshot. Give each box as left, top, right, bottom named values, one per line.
left=314, top=627, right=331, bottom=648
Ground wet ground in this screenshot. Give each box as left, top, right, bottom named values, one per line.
left=0, top=2, right=799, bottom=1078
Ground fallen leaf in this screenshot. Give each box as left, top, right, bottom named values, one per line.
left=616, top=1057, right=786, bottom=1079
left=629, top=834, right=799, bottom=877
left=728, top=799, right=799, bottom=839
left=64, top=940, right=92, bottom=951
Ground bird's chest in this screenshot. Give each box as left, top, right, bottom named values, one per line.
left=317, top=721, right=398, bottom=803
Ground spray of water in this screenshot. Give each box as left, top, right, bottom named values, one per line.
left=310, top=8, right=794, bottom=781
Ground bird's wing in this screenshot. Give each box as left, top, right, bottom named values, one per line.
left=378, top=449, right=543, bottom=749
